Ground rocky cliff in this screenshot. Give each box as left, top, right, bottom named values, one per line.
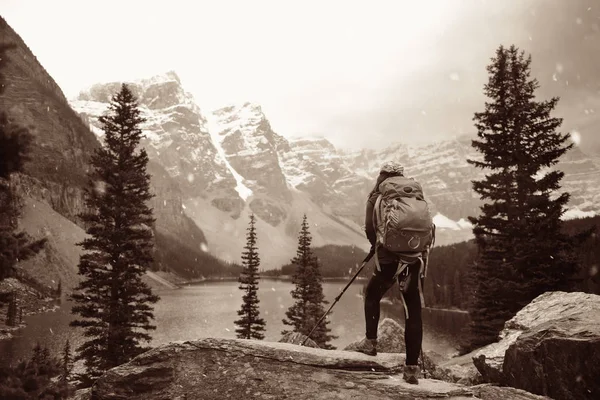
left=71, top=338, right=547, bottom=400
left=0, top=17, right=218, bottom=286
left=0, top=16, right=98, bottom=223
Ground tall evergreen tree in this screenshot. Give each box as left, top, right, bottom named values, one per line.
left=234, top=213, right=266, bottom=340
left=69, top=84, right=159, bottom=384
left=465, top=45, right=581, bottom=349
left=0, top=42, right=46, bottom=286
left=282, top=214, right=336, bottom=349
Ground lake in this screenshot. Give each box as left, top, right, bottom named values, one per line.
left=0, top=279, right=469, bottom=366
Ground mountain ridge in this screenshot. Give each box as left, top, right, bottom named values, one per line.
left=70, top=70, right=600, bottom=269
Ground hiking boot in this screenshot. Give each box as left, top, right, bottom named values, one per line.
left=351, top=337, right=377, bottom=356
left=403, top=365, right=420, bottom=384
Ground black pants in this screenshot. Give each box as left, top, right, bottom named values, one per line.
left=364, top=260, right=423, bottom=365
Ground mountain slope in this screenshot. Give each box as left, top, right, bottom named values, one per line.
left=0, top=17, right=228, bottom=289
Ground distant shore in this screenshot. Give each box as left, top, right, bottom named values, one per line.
left=180, top=275, right=369, bottom=286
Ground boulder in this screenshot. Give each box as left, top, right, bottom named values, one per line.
left=472, top=291, right=600, bottom=399
left=375, top=318, right=406, bottom=353
left=73, top=337, right=545, bottom=400
left=278, top=332, right=319, bottom=348
left=344, top=317, right=405, bottom=353
left=502, top=312, right=600, bottom=399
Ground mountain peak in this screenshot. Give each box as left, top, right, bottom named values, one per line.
left=137, top=70, right=182, bottom=89
left=213, top=102, right=263, bottom=117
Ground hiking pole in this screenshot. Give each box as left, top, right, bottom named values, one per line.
left=300, top=248, right=376, bottom=347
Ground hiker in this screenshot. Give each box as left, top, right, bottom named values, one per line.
left=352, top=161, right=434, bottom=385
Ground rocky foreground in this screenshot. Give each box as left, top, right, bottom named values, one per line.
left=72, top=338, right=545, bottom=400
left=471, top=291, right=600, bottom=400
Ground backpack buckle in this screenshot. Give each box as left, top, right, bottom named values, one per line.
left=407, top=236, right=421, bottom=249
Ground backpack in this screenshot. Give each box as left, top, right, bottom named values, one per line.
left=373, top=175, right=434, bottom=253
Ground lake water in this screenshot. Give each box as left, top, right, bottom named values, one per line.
left=0, top=279, right=469, bottom=366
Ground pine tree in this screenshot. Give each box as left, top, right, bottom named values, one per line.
left=69, top=84, right=159, bottom=383
left=465, top=45, right=581, bottom=349
left=282, top=214, right=336, bottom=349
left=234, top=213, right=266, bottom=340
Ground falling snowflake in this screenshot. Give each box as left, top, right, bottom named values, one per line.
left=576, top=17, right=583, bottom=25
left=555, top=63, right=564, bottom=74
left=200, top=243, right=209, bottom=252
left=552, top=73, right=558, bottom=82
left=94, top=180, right=106, bottom=195
left=570, top=131, right=582, bottom=146
left=449, top=72, right=460, bottom=81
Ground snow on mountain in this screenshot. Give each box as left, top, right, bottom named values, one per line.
left=205, top=111, right=253, bottom=201
left=561, top=208, right=597, bottom=220
left=211, top=102, right=290, bottom=201
left=72, top=72, right=242, bottom=216
left=433, top=213, right=463, bottom=231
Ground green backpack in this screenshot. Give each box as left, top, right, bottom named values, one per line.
left=374, top=175, right=434, bottom=253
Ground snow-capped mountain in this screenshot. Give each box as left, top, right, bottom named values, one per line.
left=70, top=71, right=600, bottom=268
left=74, top=72, right=241, bottom=211
left=71, top=74, right=370, bottom=268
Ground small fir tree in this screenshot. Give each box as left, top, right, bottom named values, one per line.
left=465, top=45, right=582, bottom=349
left=69, top=84, right=159, bottom=384
left=60, top=339, right=72, bottom=384
left=282, top=214, right=336, bottom=349
left=234, top=213, right=266, bottom=340
left=5, top=291, right=17, bottom=326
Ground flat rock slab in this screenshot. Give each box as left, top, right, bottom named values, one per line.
left=86, top=338, right=543, bottom=400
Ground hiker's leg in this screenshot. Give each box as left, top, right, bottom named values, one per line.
left=402, top=261, right=423, bottom=366
left=364, top=262, right=396, bottom=339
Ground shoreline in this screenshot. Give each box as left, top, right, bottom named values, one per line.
left=180, top=275, right=370, bottom=285
left=0, top=302, right=61, bottom=342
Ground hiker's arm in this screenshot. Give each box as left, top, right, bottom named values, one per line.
left=365, top=192, right=377, bottom=247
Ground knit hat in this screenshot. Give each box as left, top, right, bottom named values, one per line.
left=380, top=161, right=404, bottom=175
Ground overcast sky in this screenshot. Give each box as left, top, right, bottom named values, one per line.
left=2, top=0, right=599, bottom=151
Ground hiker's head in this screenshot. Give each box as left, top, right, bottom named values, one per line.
left=371, top=161, right=404, bottom=194
left=379, top=161, right=404, bottom=176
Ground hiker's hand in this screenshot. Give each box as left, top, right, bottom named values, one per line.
left=369, top=245, right=376, bottom=256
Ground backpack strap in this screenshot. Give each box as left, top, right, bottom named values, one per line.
left=422, top=223, right=436, bottom=279
left=373, top=194, right=383, bottom=273
left=373, top=194, right=382, bottom=230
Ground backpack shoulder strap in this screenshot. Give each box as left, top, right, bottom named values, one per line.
left=373, top=194, right=383, bottom=226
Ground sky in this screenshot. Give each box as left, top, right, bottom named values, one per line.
left=2, top=0, right=600, bottom=151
